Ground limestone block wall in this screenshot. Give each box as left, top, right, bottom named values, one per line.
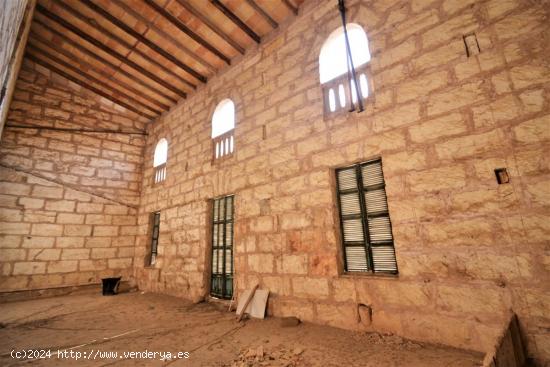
left=134, top=0, right=549, bottom=363
left=0, top=59, right=145, bottom=292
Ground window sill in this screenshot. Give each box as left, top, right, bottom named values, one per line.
left=340, top=271, right=399, bottom=280
left=323, top=96, right=374, bottom=120
left=152, top=180, right=166, bottom=187
left=211, top=153, right=235, bottom=165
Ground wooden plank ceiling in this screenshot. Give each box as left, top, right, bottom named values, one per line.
left=26, top=0, right=303, bottom=121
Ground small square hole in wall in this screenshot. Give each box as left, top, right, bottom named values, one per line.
left=463, top=32, right=481, bottom=57
left=495, top=168, right=510, bottom=184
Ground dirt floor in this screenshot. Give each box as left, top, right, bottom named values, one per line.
left=0, top=291, right=484, bottom=366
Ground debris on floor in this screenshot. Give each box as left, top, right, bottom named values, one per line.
left=236, top=286, right=269, bottom=320
left=0, top=293, right=484, bottom=367
left=225, top=345, right=305, bottom=367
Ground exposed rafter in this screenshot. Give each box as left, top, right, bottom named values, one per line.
left=246, top=0, right=278, bottom=29
left=47, top=0, right=196, bottom=91
left=35, top=4, right=187, bottom=99
left=282, top=0, right=299, bottom=15
left=112, top=0, right=217, bottom=72
left=32, top=19, right=178, bottom=105
left=211, top=0, right=261, bottom=44
left=79, top=0, right=206, bottom=84
left=27, top=54, right=155, bottom=119
left=14, top=0, right=304, bottom=124
left=28, top=33, right=170, bottom=111
left=143, top=0, right=231, bottom=65
left=174, top=0, right=245, bottom=55
left=27, top=42, right=162, bottom=115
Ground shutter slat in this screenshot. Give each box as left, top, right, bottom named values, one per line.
left=361, top=162, right=384, bottom=187
left=345, top=246, right=369, bottom=272
left=340, top=192, right=361, bottom=216
left=225, top=249, right=232, bottom=274
left=213, top=199, right=220, bottom=221
left=372, top=246, right=398, bottom=273
left=364, top=189, right=388, bottom=214
left=337, top=168, right=357, bottom=191
left=218, top=249, right=224, bottom=273
left=212, top=250, right=218, bottom=274
left=343, top=218, right=364, bottom=242
left=213, top=224, right=219, bottom=246
left=226, top=196, right=233, bottom=220
left=225, top=222, right=233, bottom=247
left=219, top=198, right=225, bottom=221
left=368, top=216, right=393, bottom=243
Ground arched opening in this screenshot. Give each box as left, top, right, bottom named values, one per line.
left=212, top=99, right=235, bottom=159
left=212, top=99, right=235, bottom=138
left=319, top=24, right=371, bottom=114
left=153, top=138, right=168, bottom=183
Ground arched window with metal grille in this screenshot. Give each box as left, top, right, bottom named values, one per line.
left=153, top=138, right=168, bottom=184
left=319, top=24, right=371, bottom=115
left=211, top=99, right=235, bottom=160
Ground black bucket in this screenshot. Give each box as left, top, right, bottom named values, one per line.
left=101, top=277, right=121, bottom=296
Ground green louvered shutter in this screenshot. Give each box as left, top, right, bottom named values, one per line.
left=336, top=159, right=398, bottom=274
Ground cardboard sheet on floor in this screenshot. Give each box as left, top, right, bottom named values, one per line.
left=236, top=289, right=269, bottom=319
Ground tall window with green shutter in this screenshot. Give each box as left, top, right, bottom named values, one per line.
left=335, top=158, right=398, bottom=274
left=149, top=211, right=160, bottom=266
left=210, top=195, right=234, bottom=299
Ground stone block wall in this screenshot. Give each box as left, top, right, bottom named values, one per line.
left=0, top=59, right=144, bottom=292
left=134, top=0, right=549, bottom=364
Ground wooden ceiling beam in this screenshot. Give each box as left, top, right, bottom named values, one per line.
left=28, top=33, right=170, bottom=112
left=35, top=4, right=187, bottom=99
left=80, top=0, right=206, bottom=84
left=246, top=0, right=278, bottom=29
left=143, top=0, right=231, bottom=65
left=210, top=0, right=261, bottom=44
left=49, top=0, right=196, bottom=90
left=112, top=0, right=217, bottom=73
left=282, top=0, right=299, bottom=15
left=26, top=54, right=156, bottom=120
left=174, top=0, right=245, bottom=55
left=26, top=45, right=161, bottom=116
left=32, top=19, right=178, bottom=105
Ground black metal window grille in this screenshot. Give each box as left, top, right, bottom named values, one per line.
left=211, top=195, right=234, bottom=299
left=336, top=159, right=398, bottom=274
left=149, top=212, right=160, bottom=266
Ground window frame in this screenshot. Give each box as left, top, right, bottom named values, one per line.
left=149, top=211, right=161, bottom=266
left=210, top=195, right=234, bottom=299
left=319, top=23, right=373, bottom=118
left=211, top=99, right=236, bottom=161
left=153, top=138, right=168, bottom=185
left=335, top=158, right=398, bottom=275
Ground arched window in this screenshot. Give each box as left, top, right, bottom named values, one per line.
left=319, top=24, right=371, bottom=114
left=153, top=138, right=167, bottom=184
left=211, top=99, right=235, bottom=160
